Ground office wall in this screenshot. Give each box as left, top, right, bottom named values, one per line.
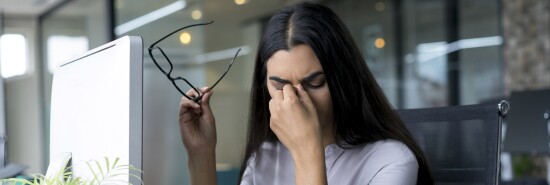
left=503, top=0, right=550, bottom=93
left=4, top=15, right=45, bottom=174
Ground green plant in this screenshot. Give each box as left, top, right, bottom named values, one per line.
left=513, top=154, right=536, bottom=177
left=1, top=157, right=142, bottom=185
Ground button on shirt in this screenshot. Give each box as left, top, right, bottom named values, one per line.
left=240, top=139, right=418, bottom=185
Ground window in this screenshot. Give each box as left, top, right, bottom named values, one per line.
left=0, top=34, right=28, bottom=78
left=47, top=35, right=88, bottom=73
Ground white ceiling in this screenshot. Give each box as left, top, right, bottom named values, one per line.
left=0, top=0, right=59, bottom=16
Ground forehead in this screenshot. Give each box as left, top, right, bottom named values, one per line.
left=266, top=45, right=323, bottom=76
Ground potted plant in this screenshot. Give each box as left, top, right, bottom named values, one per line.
left=1, top=157, right=142, bottom=185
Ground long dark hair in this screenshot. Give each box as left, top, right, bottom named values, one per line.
left=239, top=2, right=433, bottom=184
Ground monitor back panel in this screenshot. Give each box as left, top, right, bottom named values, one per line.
left=50, top=36, right=142, bottom=184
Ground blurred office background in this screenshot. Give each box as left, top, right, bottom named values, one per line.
left=0, top=0, right=548, bottom=184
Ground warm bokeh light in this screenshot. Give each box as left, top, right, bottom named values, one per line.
left=180, top=32, right=191, bottom=45
left=234, top=0, right=248, bottom=5
left=375, top=2, right=385, bottom=12
left=191, top=10, right=202, bottom=20
left=375, top=38, right=385, bottom=48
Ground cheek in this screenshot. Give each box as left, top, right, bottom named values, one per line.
left=308, top=87, right=333, bottom=118
left=266, top=80, right=275, bottom=99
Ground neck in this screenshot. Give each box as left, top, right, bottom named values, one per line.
left=321, top=123, right=336, bottom=148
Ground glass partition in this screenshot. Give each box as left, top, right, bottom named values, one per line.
left=39, top=0, right=111, bottom=169
left=117, top=1, right=205, bottom=184
left=322, top=0, right=502, bottom=109
left=458, top=0, right=503, bottom=105
left=401, top=0, right=449, bottom=108
left=114, top=0, right=502, bottom=184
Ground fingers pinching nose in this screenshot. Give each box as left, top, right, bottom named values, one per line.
left=295, top=84, right=303, bottom=91
left=283, top=84, right=299, bottom=99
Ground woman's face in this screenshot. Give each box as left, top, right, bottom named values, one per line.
left=266, top=44, right=333, bottom=129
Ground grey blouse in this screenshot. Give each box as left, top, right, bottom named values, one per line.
left=240, top=139, right=418, bottom=185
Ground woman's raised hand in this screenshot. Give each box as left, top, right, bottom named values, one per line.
left=179, top=87, right=217, bottom=156
left=269, top=84, right=323, bottom=155
left=269, top=84, right=328, bottom=185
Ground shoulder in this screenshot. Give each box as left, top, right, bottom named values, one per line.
left=343, top=139, right=417, bottom=170
left=360, top=140, right=419, bottom=184
left=242, top=143, right=275, bottom=175
left=241, top=141, right=295, bottom=184
left=328, top=140, right=418, bottom=184
left=363, top=139, right=416, bottom=161
left=245, top=141, right=289, bottom=168
left=343, top=139, right=415, bottom=157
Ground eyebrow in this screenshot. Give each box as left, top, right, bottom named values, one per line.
left=268, top=71, right=324, bottom=84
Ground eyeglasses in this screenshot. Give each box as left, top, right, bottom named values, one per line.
left=148, top=21, right=241, bottom=102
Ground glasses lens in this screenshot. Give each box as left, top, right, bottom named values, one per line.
left=173, top=78, right=201, bottom=100
left=150, top=48, right=173, bottom=76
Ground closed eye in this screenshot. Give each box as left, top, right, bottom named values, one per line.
left=303, top=78, right=326, bottom=89
left=269, top=76, right=290, bottom=90
left=273, top=82, right=286, bottom=90
left=268, top=71, right=325, bottom=90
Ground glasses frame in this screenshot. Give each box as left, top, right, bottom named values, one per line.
left=148, top=21, right=241, bottom=102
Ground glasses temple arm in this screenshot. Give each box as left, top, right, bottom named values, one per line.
left=209, top=48, right=241, bottom=90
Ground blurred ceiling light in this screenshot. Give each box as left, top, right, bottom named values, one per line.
left=180, top=32, right=191, bottom=45
left=234, top=0, right=248, bottom=5
left=191, top=10, right=202, bottom=20
left=115, top=0, right=187, bottom=35
left=375, top=2, right=385, bottom=12
left=375, top=38, right=385, bottom=48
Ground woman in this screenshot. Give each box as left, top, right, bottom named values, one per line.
left=179, top=2, right=433, bottom=185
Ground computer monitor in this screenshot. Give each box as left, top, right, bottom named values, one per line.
left=49, top=36, right=143, bottom=184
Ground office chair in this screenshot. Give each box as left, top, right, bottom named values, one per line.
left=397, top=100, right=509, bottom=185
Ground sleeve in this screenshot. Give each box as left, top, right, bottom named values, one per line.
left=239, top=154, right=256, bottom=185
left=368, top=154, right=419, bottom=185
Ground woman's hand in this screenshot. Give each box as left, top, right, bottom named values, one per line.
left=179, top=88, right=218, bottom=185
left=269, top=84, right=322, bottom=155
left=179, top=87, right=216, bottom=156
left=269, top=84, right=328, bottom=185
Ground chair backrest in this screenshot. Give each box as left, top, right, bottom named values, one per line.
left=397, top=101, right=509, bottom=185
